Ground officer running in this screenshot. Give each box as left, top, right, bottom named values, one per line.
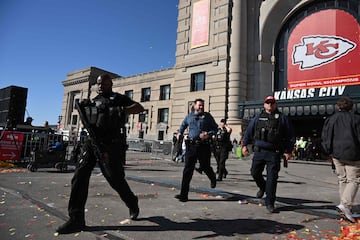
left=213, top=118, right=232, bottom=181
left=175, top=98, right=218, bottom=202
left=56, top=74, right=144, bottom=234
left=241, top=96, right=294, bottom=213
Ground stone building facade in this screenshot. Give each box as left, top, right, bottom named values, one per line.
left=61, top=0, right=360, bottom=142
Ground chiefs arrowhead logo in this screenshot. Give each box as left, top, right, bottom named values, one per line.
left=292, top=35, right=356, bottom=70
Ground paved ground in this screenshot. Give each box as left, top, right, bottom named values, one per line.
left=0, top=151, right=359, bottom=240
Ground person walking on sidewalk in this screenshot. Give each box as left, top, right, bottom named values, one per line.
left=321, top=97, right=360, bottom=223
left=296, top=136, right=307, bottom=160
left=56, top=74, right=144, bottom=234
left=213, top=118, right=232, bottom=181
left=175, top=98, right=218, bottom=202
left=172, top=131, right=183, bottom=161
left=176, top=130, right=188, bottom=162
left=241, top=96, right=294, bottom=213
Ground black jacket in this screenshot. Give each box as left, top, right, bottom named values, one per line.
left=321, top=111, right=360, bottom=161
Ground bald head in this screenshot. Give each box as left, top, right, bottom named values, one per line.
left=97, top=74, right=113, bottom=95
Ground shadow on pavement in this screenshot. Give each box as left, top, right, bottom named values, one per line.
left=83, top=216, right=304, bottom=238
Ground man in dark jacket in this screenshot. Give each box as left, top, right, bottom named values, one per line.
left=321, top=97, right=360, bottom=223
left=242, top=96, right=294, bottom=213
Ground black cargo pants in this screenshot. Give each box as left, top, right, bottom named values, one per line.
left=250, top=149, right=281, bottom=206
left=67, top=140, right=137, bottom=220
left=180, top=142, right=216, bottom=197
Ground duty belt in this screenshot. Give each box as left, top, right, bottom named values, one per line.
left=186, top=139, right=210, bottom=145
left=254, top=145, right=280, bottom=153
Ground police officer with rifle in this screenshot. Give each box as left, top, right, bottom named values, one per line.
left=57, top=74, right=144, bottom=234
left=241, top=96, right=294, bottom=213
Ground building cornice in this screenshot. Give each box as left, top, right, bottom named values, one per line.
left=113, top=68, right=175, bottom=87
left=175, top=53, right=227, bottom=69
left=62, top=76, right=90, bottom=87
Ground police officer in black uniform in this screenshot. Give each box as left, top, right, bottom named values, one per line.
left=56, top=74, right=144, bottom=234
left=213, top=118, right=232, bottom=181
left=242, top=96, right=294, bottom=213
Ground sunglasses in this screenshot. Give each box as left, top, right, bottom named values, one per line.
left=265, top=101, right=276, bottom=104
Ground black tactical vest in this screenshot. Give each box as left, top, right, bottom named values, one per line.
left=215, top=127, right=230, bottom=143
left=85, top=94, right=126, bottom=142
left=254, top=111, right=283, bottom=144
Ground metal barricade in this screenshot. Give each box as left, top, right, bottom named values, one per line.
left=127, top=139, right=152, bottom=152
left=151, top=140, right=172, bottom=160
left=22, top=132, right=65, bottom=158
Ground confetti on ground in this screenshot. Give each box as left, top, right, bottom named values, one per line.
left=335, top=221, right=360, bottom=240
left=0, top=162, right=15, bottom=168
left=25, top=233, right=38, bottom=238
left=285, top=219, right=360, bottom=240
left=120, top=219, right=131, bottom=225
left=46, top=203, right=55, bottom=208
left=46, top=220, right=57, bottom=227
left=0, top=167, right=28, bottom=173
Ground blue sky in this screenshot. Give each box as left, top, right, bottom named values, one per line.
left=0, top=0, right=178, bottom=126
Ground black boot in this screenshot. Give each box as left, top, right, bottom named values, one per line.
left=223, top=169, right=228, bottom=178
left=217, top=171, right=223, bottom=181
left=56, top=218, right=85, bottom=234
left=211, top=178, right=217, bottom=188
left=175, top=194, right=188, bottom=202
left=129, top=196, right=140, bottom=220
left=217, top=169, right=224, bottom=181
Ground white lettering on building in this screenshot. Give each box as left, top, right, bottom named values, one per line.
left=274, top=86, right=346, bottom=100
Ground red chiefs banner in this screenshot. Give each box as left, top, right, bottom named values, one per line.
left=288, top=9, right=360, bottom=89
left=191, top=0, right=210, bottom=48
left=0, top=131, right=25, bottom=161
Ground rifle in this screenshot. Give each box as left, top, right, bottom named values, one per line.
left=75, top=74, right=99, bottom=145
left=75, top=100, right=98, bottom=145
left=75, top=78, right=111, bottom=173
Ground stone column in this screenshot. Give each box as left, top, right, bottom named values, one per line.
left=227, top=0, right=248, bottom=127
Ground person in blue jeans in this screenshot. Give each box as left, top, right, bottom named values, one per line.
left=241, top=96, right=294, bottom=213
